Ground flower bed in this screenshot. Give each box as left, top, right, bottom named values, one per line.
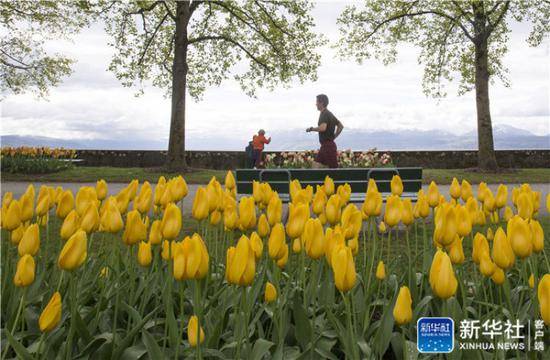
left=1, top=146, right=77, bottom=174
left=265, top=148, right=393, bottom=168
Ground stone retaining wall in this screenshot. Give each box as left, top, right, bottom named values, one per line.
left=75, top=149, right=550, bottom=169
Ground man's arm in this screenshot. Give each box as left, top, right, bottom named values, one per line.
left=334, top=120, right=344, bottom=139
left=306, top=123, right=327, bottom=133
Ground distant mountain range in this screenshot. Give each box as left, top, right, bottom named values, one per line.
left=2, top=125, right=548, bottom=151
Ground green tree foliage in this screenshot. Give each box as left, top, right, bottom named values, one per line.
left=337, top=0, right=549, bottom=169
left=0, top=1, right=95, bottom=97
left=102, top=0, right=325, bottom=169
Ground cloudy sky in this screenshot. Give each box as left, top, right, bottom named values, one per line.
left=2, top=1, right=549, bottom=150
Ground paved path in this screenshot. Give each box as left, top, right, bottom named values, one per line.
left=1, top=181, right=549, bottom=215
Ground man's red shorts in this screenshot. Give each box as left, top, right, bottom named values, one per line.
left=315, top=140, right=338, bottom=168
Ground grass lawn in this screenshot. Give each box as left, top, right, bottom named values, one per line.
left=1, top=166, right=549, bottom=184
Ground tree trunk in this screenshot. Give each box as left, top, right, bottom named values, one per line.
left=166, top=2, right=190, bottom=171
left=473, top=3, right=498, bottom=171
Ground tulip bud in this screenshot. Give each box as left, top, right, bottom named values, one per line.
left=362, top=189, right=382, bottom=218
left=80, top=202, right=100, bottom=234
left=96, top=179, right=108, bottom=200
left=161, top=203, right=182, bottom=240
left=312, top=187, right=327, bottom=216
left=18, top=223, right=40, bottom=256
left=384, top=195, right=402, bottom=228
left=530, top=219, right=544, bottom=253
left=39, top=292, right=62, bottom=332
left=187, top=315, right=205, bottom=347
left=292, top=238, right=301, bottom=253
left=331, top=245, right=356, bottom=292
left=148, top=220, right=162, bottom=245
left=100, top=197, right=124, bottom=233
left=250, top=232, right=264, bottom=260
left=391, top=175, right=403, bottom=196
left=337, top=184, right=352, bottom=206
left=276, top=244, right=289, bottom=269
left=325, top=195, right=341, bottom=226
left=11, top=223, right=27, bottom=244
left=171, top=176, right=188, bottom=202
left=456, top=205, right=472, bottom=237
left=529, top=274, right=535, bottom=289
left=257, top=214, right=270, bottom=238
left=267, top=195, right=282, bottom=226
left=264, top=282, right=277, bottom=303
left=429, top=249, right=457, bottom=299
left=376, top=261, right=386, bottom=280
left=227, top=235, right=256, bottom=286
left=448, top=236, right=465, bottom=265
left=225, top=171, right=236, bottom=190
left=427, top=181, right=440, bottom=208
left=495, top=184, right=508, bottom=209
left=14, top=254, right=35, bottom=287
left=4, top=200, right=22, bottom=231
left=486, top=227, right=494, bottom=241
left=268, top=223, right=286, bottom=260
left=58, top=230, right=87, bottom=271
left=479, top=252, right=497, bottom=277
left=538, top=274, right=550, bottom=325
left=491, top=227, right=515, bottom=270
left=161, top=240, right=175, bottom=260
left=450, top=178, right=461, bottom=200
left=460, top=180, right=473, bottom=202
left=137, top=241, right=152, bottom=267
left=224, top=207, right=239, bottom=231
left=491, top=267, right=505, bottom=285
left=60, top=210, right=80, bottom=241
left=238, top=196, right=256, bottom=230
left=400, top=199, right=414, bottom=227
left=303, top=218, right=325, bottom=260
left=323, top=176, right=335, bottom=196
left=393, top=286, right=413, bottom=325
left=508, top=215, right=532, bottom=259
left=378, top=221, right=387, bottom=234
left=56, top=190, right=74, bottom=219
left=517, top=192, right=533, bottom=220
left=286, top=203, right=309, bottom=239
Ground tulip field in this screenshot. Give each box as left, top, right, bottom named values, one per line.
left=1, top=173, right=549, bottom=359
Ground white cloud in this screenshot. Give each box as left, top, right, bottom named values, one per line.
left=2, top=2, right=549, bottom=148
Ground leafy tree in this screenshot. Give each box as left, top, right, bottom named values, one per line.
left=0, top=1, right=95, bottom=98
left=337, top=0, right=549, bottom=170
left=103, top=0, right=324, bottom=170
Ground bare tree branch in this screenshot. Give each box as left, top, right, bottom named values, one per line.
left=487, top=1, right=510, bottom=34
left=138, top=12, right=170, bottom=66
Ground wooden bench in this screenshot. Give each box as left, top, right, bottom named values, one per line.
left=235, top=167, right=422, bottom=203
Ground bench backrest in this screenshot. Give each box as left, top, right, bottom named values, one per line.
left=235, top=167, right=422, bottom=202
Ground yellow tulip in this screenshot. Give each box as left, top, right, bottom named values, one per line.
left=456, top=205, right=472, bottom=237
left=286, top=203, right=309, bottom=239
left=546, top=193, right=550, bottom=213
left=225, top=171, right=236, bottom=190
left=208, top=210, right=221, bottom=226
left=434, top=204, right=457, bottom=246
left=479, top=252, right=497, bottom=277
left=14, top=254, right=35, bottom=287
left=260, top=183, right=274, bottom=207
left=39, top=292, right=62, bottom=332
left=226, top=235, right=256, bottom=286
left=429, top=249, right=457, bottom=299
left=491, top=268, right=506, bottom=285
left=416, top=193, right=430, bottom=218
left=154, top=182, right=166, bottom=207
left=449, top=178, right=461, bottom=199
left=267, top=194, right=282, bottom=226
left=400, top=199, right=414, bottom=227
left=206, top=178, right=222, bottom=212
left=323, top=175, right=335, bottom=196
left=362, top=189, right=382, bottom=218
left=325, top=194, right=341, bottom=225
left=312, top=186, right=327, bottom=216
left=18, top=223, right=40, bottom=256
left=35, top=193, right=50, bottom=217
left=265, top=282, right=277, bottom=303
left=148, top=220, right=162, bottom=245
left=58, top=230, right=87, bottom=271
left=276, top=244, right=289, bottom=269
left=224, top=207, right=239, bottom=231
left=161, top=240, right=175, bottom=260
left=75, top=186, right=97, bottom=216
left=517, top=192, right=534, bottom=220
left=238, top=196, right=256, bottom=230
left=60, top=210, right=80, bottom=241
left=530, top=219, right=544, bottom=253
left=337, top=184, right=352, bottom=206
left=115, top=188, right=131, bottom=215
left=289, top=180, right=302, bottom=203
left=503, top=206, right=514, bottom=221
left=384, top=195, right=402, bottom=227
left=331, top=245, right=356, bottom=292
left=250, top=232, right=264, bottom=260
left=136, top=241, right=152, bottom=267
left=495, top=184, right=508, bottom=209
left=393, top=286, right=413, bottom=325
left=2, top=192, right=13, bottom=208
left=378, top=221, right=387, bottom=234
left=460, top=180, right=473, bottom=202
left=171, top=176, right=188, bottom=202
left=4, top=200, right=22, bottom=231
left=477, top=182, right=489, bottom=202
left=11, top=223, right=27, bottom=244
left=391, top=175, right=403, bottom=196
left=465, top=197, right=478, bottom=220
left=376, top=261, right=386, bottom=280
left=80, top=202, right=100, bottom=234
left=134, top=182, right=153, bottom=214
left=123, top=210, right=148, bottom=245
left=472, top=232, right=490, bottom=264
left=491, top=227, right=515, bottom=270
left=539, top=274, right=550, bottom=325
left=19, top=192, right=34, bottom=223
left=486, top=227, right=494, bottom=241
left=268, top=223, right=286, bottom=260
left=100, top=197, right=124, bottom=233
left=292, top=238, right=302, bottom=253
left=529, top=274, right=535, bottom=289
left=448, top=236, right=465, bottom=265
left=96, top=179, right=108, bottom=200
left=187, top=315, right=205, bottom=347
left=161, top=203, right=182, bottom=240
left=427, top=181, right=440, bottom=208
left=126, top=179, right=139, bottom=200
left=508, top=215, right=532, bottom=259
left=257, top=214, right=270, bottom=238
left=303, top=218, right=325, bottom=260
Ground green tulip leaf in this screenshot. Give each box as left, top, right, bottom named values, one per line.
left=250, top=338, right=275, bottom=360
